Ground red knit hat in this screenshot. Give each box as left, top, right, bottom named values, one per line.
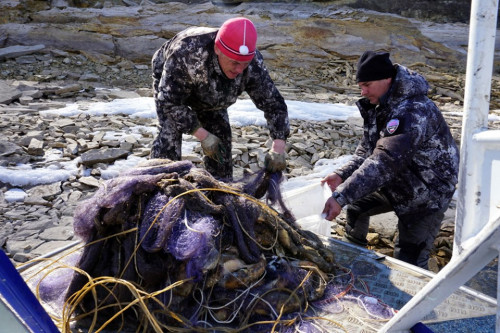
left=215, top=17, right=257, bottom=62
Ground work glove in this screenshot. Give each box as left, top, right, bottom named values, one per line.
left=201, top=132, right=225, bottom=163
left=264, top=151, right=286, bottom=173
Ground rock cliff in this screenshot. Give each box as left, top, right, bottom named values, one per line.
left=1, top=0, right=473, bottom=70
left=4, top=0, right=498, bottom=108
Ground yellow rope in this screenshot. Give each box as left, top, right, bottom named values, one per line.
left=22, top=180, right=386, bottom=332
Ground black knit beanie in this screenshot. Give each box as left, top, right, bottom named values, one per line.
left=356, top=51, right=396, bottom=83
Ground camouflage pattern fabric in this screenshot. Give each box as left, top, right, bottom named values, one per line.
left=344, top=190, right=445, bottom=269
left=149, top=27, right=290, bottom=180
left=335, top=64, right=460, bottom=216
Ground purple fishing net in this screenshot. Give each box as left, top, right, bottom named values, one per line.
left=239, top=170, right=295, bottom=222
left=139, top=191, right=185, bottom=253
left=265, top=171, right=283, bottom=205
left=168, top=214, right=219, bottom=281
left=168, top=215, right=216, bottom=260
left=282, top=320, right=325, bottom=333
left=63, top=160, right=396, bottom=332
left=350, top=291, right=395, bottom=319
left=73, top=202, right=101, bottom=241
left=121, top=159, right=192, bottom=177
left=73, top=173, right=169, bottom=241
left=38, top=268, right=73, bottom=302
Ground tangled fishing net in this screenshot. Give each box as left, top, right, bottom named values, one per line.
left=25, top=159, right=396, bottom=332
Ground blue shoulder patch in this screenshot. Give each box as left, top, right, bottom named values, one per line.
left=386, top=118, right=400, bottom=135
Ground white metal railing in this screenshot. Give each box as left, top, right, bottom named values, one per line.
left=381, top=0, right=500, bottom=331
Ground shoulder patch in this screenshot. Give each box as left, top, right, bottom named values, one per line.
left=386, top=119, right=400, bottom=135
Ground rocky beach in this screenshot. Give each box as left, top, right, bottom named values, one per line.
left=1, top=0, right=500, bottom=294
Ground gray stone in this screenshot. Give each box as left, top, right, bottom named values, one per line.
left=59, top=216, right=75, bottom=226
left=288, top=155, right=311, bottom=169
left=16, top=55, right=37, bottom=64
left=6, top=238, right=45, bottom=256
left=24, top=196, right=51, bottom=206
left=104, top=90, right=142, bottom=99
left=55, top=83, right=82, bottom=95
left=12, top=252, right=36, bottom=263
left=39, top=226, right=74, bottom=241
left=26, top=182, right=62, bottom=200
left=9, top=229, right=39, bottom=240
left=65, top=141, right=79, bottom=155
left=67, top=191, right=83, bottom=203
left=183, top=154, right=203, bottom=163
left=115, top=35, right=165, bottom=63
left=120, top=141, right=134, bottom=151
left=133, top=147, right=151, bottom=157
left=27, top=138, right=45, bottom=156
left=0, top=223, right=14, bottom=247
left=79, top=176, right=101, bottom=188
left=19, top=96, right=34, bottom=105
left=0, top=81, right=22, bottom=104
left=291, top=142, right=309, bottom=154
left=52, top=118, right=75, bottom=128
left=20, top=217, right=58, bottom=232
left=80, top=147, right=130, bottom=165
left=30, top=240, right=76, bottom=257
left=0, top=44, right=46, bottom=60
left=3, top=209, right=28, bottom=220
left=79, top=73, right=101, bottom=81
left=370, top=212, right=398, bottom=239
left=0, top=140, right=24, bottom=156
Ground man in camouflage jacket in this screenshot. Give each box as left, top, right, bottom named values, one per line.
left=321, top=51, right=459, bottom=269
left=149, top=17, right=290, bottom=180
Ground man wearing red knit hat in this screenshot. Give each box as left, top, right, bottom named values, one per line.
left=150, top=17, right=289, bottom=180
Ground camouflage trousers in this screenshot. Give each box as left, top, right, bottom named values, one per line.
left=345, top=191, right=447, bottom=269
left=150, top=104, right=234, bottom=181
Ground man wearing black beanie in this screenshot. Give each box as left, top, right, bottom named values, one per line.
left=321, top=50, right=460, bottom=270
left=356, top=51, right=396, bottom=83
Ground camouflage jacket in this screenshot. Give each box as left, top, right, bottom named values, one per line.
left=335, top=65, right=460, bottom=216
left=151, top=27, right=290, bottom=140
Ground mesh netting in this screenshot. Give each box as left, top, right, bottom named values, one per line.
left=168, top=214, right=218, bottom=281
left=25, top=159, right=396, bottom=333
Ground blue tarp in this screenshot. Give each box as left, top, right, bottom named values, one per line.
left=0, top=250, right=59, bottom=333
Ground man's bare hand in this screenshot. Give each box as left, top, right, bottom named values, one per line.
left=322, top=197, right=342, bottom=221
left=320, top=173, right=343, bottom=192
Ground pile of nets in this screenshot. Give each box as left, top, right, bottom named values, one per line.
left=29, top=159, right=396, bottom=332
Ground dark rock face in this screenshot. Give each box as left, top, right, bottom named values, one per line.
left=0, top=1, right=475, bottom=73
left=0, top=0, right=479, bottom=24
left=347, top=0, right=472, bottom=24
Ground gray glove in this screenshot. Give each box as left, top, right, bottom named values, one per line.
left=264, top=151, right=286, bottom=172
left=201, top=132, right=224, bottom=163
